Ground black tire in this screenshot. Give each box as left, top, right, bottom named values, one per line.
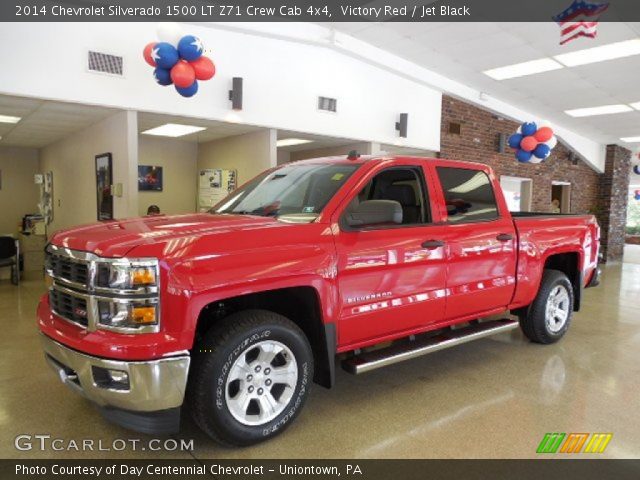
left=519, top=269, right=574, bottom=344
left=188, top=309, right=313, bottom=446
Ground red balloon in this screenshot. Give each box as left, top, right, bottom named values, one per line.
left=534, top=126, right=553, bottom=143
left=170, top=60, right=196, bottom=88
left=190, top=56, right=216, bottom=81
left=143, top=42, right=157, bottom=67
left=520, top=136, right=538, bottom=152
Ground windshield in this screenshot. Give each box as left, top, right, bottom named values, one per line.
left=212, top=163, right=359, bottom=222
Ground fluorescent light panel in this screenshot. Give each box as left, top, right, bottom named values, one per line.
left=565, top=104, right=633, bottom=117
left=0, top=114, right=21, bottom=124
left=554, top=39, right=640, bottom=67
left=630, top=101, right=640, bottom=110
left=276, top=138, right=313, bottom=147
left=142, top=123, right=206, bottom=137
left=620, top=136, right=640, bottom=143
left=483, top=58, right=563, bottom=80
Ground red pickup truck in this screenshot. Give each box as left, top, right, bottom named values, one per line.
left=39, top=155, right=601, bottom=446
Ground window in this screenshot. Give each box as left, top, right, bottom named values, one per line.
left=214, top=164, right=358, bottom=223
left=343, top=167, right=430, bottom=228
left=436, top=167, right=499, bottom=223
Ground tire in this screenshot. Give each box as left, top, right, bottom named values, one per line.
left=189, top=309, right=313, bottom=446
left=519, top=269, right=574, bottom=344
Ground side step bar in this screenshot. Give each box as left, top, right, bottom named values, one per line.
left=342, top=319, right=519, bottom=375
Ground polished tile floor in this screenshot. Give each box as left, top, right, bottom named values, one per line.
left=1, top=246, right=639, bottom=459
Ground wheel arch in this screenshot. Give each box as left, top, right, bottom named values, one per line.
left=193, top=286, right=336, bottom=389
left=542, top=251, right=583, bottom=311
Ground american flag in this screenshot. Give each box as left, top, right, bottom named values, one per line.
left=553, top=0, right=610, bottom=45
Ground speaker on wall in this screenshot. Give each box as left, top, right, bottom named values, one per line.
left=395, top=113, right=408, bottom=138
left=229, top=77, right=243, bottom=110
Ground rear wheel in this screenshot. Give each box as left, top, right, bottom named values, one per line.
left=189, top=310, right=313, bottom=446
left=519, top=269, right=574, bottom=344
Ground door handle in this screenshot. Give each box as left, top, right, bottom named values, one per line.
left=496, top=233, right=513, bottom=242
left=422, top=239, right=445, bottom=249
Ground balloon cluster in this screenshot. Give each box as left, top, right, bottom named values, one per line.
left=143, top=23, right=215, bottom=97
left=508, top=122, right=557, bottom=164
left=635, top=190, right=640, bottom=201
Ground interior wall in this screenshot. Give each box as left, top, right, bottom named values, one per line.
left=0, top=146, right=39, bottom=234
left=288, top=142, right=374, bottom=162
left=39, top=111, right=138, bottom=235
left=198, top=129, right=276, bottom=186
left=137, top=136, right=198, bottom=216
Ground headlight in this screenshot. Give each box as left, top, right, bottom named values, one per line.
left=97, top=259, right=158, bottom=291
left=98, top=300, right=158, bottom=330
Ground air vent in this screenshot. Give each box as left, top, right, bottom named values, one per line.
left=88, top=51, right=123, bottom=76
left=448, top=122, right=462, bottom=135
left=318, top=96, right=337, bottom=113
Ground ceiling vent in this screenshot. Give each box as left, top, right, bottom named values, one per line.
left=318, top=96, right=337, bottom=113
left=88, top=51, right=124, bottom=76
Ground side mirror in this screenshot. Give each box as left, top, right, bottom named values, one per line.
left=345, top=200, right=403, bottom=227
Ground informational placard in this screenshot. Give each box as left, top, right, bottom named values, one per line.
left=197, top=168, right=237, bottom=212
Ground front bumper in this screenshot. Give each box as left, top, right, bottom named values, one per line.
left=41, top=333, right=190, bottom=433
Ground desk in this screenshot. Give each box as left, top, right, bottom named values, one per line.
left=19, top=233, right=46, bottom=279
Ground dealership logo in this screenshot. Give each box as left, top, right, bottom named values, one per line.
left=537, top=432, right=612, bottom=454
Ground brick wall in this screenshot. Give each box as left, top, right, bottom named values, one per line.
left=598, top=145, right=632, bottom=262
left=440, top=95, right=600, bottom=214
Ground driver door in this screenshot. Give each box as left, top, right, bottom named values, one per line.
left=332, top=161, right=449, bottom=350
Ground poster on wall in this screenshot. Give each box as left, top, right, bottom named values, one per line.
left=95, top=153, right=113, bottom=221
left=138, top=165, right=163, bottom=191
left=40, top=171, right=54, bottom=225
left=197, top=169, right=237, bottom=212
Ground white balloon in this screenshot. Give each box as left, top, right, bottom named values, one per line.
left=529, top=156, right=543, bottom=164
left=156, top=22, right=183, bottom=47
left=516, top=126, right=522, bottom=134
left=545, top=135, right=558, bottom=149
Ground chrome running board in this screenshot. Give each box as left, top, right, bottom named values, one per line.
left=341, top=319, right=518, bottom=374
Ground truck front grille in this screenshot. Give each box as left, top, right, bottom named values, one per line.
left=49, top=289, right=89, bottom=328
left=46, top=253, right=89, bottom=287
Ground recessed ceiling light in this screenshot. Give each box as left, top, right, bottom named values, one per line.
left=630, top=101, right=640, bottom=111
left=554, top=39, right=640, bottom=67
left=620, top=136, right=640, bottom=143
left=0, top=114, right=21, bottom=124
left=276, top=138, right=313, bottom=147
left=142, top=123, right=206, bottom=137
left=564, top=104, right=633, bottom=117
left=483, top=58, right=563, bottom=80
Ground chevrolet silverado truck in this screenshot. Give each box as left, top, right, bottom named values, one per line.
left=38, top=155, right=601, bottom=446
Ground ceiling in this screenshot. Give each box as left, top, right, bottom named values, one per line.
left=0, top=95, right=119, bottom=148
left=276, top=129, right=362, bottom=152
left=138, top=112, right=261, bottom=142
left=323, top=21, right=640, bottom=153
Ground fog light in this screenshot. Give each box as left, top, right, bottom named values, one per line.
left=108, top=369, right=129, bottom=384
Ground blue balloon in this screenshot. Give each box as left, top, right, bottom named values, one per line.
left=634, top=165, right=640, bottom=175
left=508, top=133, right=523, bottom=149
left=533, top=143, right=551, bottom=159
left=178, top=35, right=203, bottom=61
left=521, top=122, right=537, bottom=137
left=176, top=80, right=198, bottom=97
left=636, top=194, right=640, bottom=201
left=155, top=42, right=179, bottom=69
left=153, top=67, right=172, bottom=86
left=516, top=149, right=533, bottom=163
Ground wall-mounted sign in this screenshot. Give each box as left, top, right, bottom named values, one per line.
left=198, top=168, right=237, bottom=212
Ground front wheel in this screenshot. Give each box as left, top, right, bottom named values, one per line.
left=519, top=269, right=574, bottom=344
left=189, top=310, right=313, bottom=446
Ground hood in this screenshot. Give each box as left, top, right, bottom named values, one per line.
left=49, top=213, right=279, bottom=257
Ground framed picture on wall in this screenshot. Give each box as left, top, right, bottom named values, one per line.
left=95, top=153, right=113, bottom=221
left=138, top=165, right=163, bottom=191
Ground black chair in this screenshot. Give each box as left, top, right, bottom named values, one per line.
left=0, top=236, right=19, bottom=285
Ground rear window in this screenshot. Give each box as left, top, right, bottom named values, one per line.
left=436, top=167, right=499, bottom=223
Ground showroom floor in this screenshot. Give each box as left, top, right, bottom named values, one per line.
left=1, top=246, right=639, bottom=459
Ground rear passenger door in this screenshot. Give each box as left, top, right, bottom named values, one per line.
left=431, top=163, right=517, bottom=320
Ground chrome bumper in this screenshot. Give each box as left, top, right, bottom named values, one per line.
left=41, top=334, right=190, bottom=413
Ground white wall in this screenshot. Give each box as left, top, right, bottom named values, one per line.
left=39, top=111, right=138, bottom=234
left=138, top=136, right=198, bottom=215
left=198, top=129, right=276, bottom=186
left=0, top=146, right=39, bottom=234
left=0, top=23, right=442, bottom=153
